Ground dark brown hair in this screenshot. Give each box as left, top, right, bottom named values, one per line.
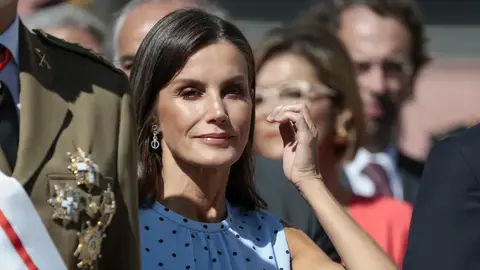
left=255, top=24, right=365, bottom=161
left=291, top=0, right=430, bottom=78
left=131, top=8, right=266, bottom=210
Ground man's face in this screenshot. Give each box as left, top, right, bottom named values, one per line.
left=339, top=5, right=412, bottom=146
left=116, top=0, right=197, bottom=77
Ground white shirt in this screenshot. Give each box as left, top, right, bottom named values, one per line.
left=0, top=15, right=20, bottom=115
left=344, top=147, right=404, bottom=200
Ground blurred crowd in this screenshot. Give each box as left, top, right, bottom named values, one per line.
left=16, top=0, right=480, bottom=268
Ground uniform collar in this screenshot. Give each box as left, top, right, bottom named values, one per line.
left=0, top=14, right=20, bottom=65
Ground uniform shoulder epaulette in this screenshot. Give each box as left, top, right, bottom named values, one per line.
left=33, top=29, right=123, bottom=75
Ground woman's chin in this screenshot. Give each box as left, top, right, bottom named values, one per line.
left=187, top=150, right=241, bottom=168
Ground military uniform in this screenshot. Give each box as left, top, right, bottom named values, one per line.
left=0, top=23, right=139, bottom=269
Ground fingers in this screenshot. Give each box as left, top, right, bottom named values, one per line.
left=267, top=104, right=284, bottom=123
left=271, top=111, right=309, bottom=136
left=267, top=103, right=317, bottom=141
left=267, top=103, right=315, bottom=130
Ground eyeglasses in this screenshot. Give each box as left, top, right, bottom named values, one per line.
left=255, top=80, right=336, bottom=107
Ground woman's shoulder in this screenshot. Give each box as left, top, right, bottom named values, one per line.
left=139, top=202, right=159, bottom=217
left=230, top=204, right=284, bottom=225
left=228, top=204, right=287, bottom=236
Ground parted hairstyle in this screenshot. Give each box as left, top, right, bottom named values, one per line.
left=255, top=24, right=365, bottom=161
left=131, top=8, right=266, bottom=210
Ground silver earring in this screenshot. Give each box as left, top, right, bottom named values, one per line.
left=151, top=125, right=160, bottom=150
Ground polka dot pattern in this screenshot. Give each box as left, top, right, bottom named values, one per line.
left=140, top=201, right=291, bottom=270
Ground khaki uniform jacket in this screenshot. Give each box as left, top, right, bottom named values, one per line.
left=0, top=23, right=140, bottom=269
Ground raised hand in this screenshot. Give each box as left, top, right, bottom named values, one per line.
left=266, top=103, right=320, bottom=186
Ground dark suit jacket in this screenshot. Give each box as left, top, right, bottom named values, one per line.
left=340, top=150, right=423, bottom=204
left=403, top=123, right=480, bottom=270
left=254, top=156, right=340, bottom=262
left=3, top=24, right=139, bottom=269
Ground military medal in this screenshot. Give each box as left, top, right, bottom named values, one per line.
left=85, top=195, right=101, bottom=218
left=67, top=148, right=101, bottom=191
left=51, top=147, right=117, bottom=268
left=99, top=184, right=116, bottom=228
left=48, top=184, right=84, bottom=225
left=74, top=221, right=105, bottom=269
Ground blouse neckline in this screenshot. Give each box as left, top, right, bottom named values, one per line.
left=151, top=200, right=233, bottom=233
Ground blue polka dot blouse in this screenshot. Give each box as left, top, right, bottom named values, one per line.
left=140, top=201, right=291, bottom=270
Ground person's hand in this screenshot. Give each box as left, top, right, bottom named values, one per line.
left=267, top=103, right=321, bottom=187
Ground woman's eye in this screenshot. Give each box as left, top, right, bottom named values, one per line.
left=121, top=62, right=133, bottom=71
left=255, top=96, right=264, bottom=105
left=281, top=88, right=303, bottom=99
left=180, top=88, right=202, bottom=100
left=224, top=87, right=246, bottom=98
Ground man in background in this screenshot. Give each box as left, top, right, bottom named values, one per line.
left=112, top=0, right=228, bottom=76
left=294, top=0, right=430, bottom=203
left=22, top=2, right=105, bottom=52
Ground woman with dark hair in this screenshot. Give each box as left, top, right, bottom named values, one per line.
left=132, top=8, right=396, bottom=270
left=254, top=25, right=412, bottom=268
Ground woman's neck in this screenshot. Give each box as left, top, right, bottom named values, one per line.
left=156, top=149, right=230, bottom=223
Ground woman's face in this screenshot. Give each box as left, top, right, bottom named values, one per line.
left=255, top=53, right=336, bottom=160
left=156, top=41, right=252, bottom=168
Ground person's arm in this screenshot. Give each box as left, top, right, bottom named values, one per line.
left=100, top=77, right=140, bottom=269
left=287, top=177, right=396, bottom=270
left=268, top=103, right=396, bottom=270
left=286, top=224, right=341, bottom=270
left=310, top=218, right=341, bottom=263
left=403, top=138, right=480, bottom=270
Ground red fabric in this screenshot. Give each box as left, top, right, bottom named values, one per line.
left=0, top=47, right=12, bottom=72
left=0, top=209, right=39, bottom=270
left=348, top=196, right=412, bottom=269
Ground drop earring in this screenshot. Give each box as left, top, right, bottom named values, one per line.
left=335, top=127, right=348, bottom=146
left=151, top=125, right=160, bottom=150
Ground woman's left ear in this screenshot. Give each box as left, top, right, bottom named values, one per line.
left=334, top=109, right=352, bottom=145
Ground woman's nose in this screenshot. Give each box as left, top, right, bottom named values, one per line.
left=207, top=96, right=228, bottom=124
